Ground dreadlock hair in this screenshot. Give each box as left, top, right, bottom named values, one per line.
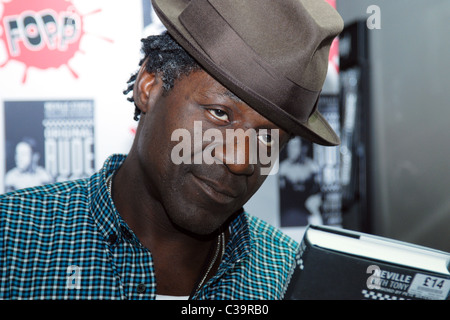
left=123, top=31, right=201, bottom=121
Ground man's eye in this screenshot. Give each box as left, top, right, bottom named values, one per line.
left=207, top=108, right=229, bottom=122
left=258, top=133, right=273, bottom=146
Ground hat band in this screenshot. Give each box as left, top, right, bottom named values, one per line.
left=178, top=0, right=320, bottom=123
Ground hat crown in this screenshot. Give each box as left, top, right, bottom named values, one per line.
left=208, top=0, right=343, bottom=91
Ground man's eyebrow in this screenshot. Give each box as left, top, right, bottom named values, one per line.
left=202, top=87, right=244, bottom=104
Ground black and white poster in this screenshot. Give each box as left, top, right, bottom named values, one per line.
left=4, top=100, right=95, bottom=192
left=278, top=95, right=342, bottom=228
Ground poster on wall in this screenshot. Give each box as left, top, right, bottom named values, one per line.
left=4, top=100, right=95, bottom=192
left=278, top=95, right=342, bottom=229
left=0, top=0, right=144, bottom=193
left=278, top=137, right=322, bottom=227
left=313, top=95, right=342, bottom=227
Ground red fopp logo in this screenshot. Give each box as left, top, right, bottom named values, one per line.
left=0, top=0, right=107, bottom=83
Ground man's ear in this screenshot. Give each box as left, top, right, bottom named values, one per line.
left=133, top=65, right=159, bottom=114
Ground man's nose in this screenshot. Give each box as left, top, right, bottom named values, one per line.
left=214, top=131, right=255, bottom=176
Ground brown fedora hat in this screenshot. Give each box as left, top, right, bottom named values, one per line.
left=152, top=0, right=343, bottom=146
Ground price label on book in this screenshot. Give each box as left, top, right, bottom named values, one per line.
left=408, top=274, right=450, bottom=300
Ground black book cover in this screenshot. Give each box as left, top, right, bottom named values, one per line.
left=284, top=225, right=450, bottom=300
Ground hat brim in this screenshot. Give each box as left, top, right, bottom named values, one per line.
left=152, top=0, right=341, bottom=146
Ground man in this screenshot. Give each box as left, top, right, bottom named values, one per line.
left=4, top=138, right=53, bottom=192
left=0, top=0, right=343, bottom=299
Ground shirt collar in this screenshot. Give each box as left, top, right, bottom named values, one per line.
left=223, top=210, right=252, bottom=267
left=89, top=154, right=127, bottom=244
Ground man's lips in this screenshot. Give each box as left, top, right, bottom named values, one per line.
left=191, top=173, right=243, bottom=204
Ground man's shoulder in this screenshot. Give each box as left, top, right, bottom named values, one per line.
left=0, top=178, right=91, bottom=218
left=245, top=213, right=299, bottom=255
left=1, top=178, right=89, bottom=201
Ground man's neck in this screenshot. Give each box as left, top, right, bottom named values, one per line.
left=110, top=154, right=223, bottom=296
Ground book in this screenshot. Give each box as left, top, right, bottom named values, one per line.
left=284, top=225, right=450, bottom=300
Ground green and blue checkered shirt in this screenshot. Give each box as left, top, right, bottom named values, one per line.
left=0, top=154, right=298, bottom=299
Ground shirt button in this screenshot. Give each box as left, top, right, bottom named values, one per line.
left=107, top=233, right=118, bottom=244
left=121, top=226, right=133, bottom=240
left=136, top=283, right=146, bottom=293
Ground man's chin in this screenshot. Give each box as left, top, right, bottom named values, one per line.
left=167, top=207, right=240, bottom=239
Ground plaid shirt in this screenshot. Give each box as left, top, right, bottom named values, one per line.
left=0, top=154, right=298, bottom=300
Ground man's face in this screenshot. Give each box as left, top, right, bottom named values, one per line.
left=135, top=70, right=289, bottom=236
left=15, top=142, right=33, bottom=171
